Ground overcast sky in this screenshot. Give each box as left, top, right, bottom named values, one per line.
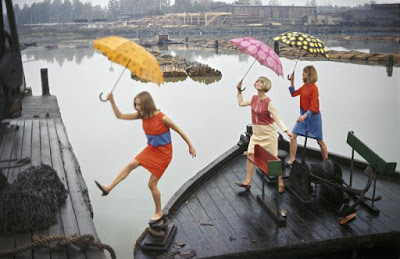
left=13, top=0, right=400, bottom=8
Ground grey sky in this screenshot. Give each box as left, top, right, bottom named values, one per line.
left=13, top=0, right=400, bottom=8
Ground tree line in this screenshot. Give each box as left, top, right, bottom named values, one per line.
left=10, top=0, right=375, bottom=25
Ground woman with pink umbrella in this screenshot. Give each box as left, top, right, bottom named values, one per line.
left=230, top=37, right=292, bottom=193
left=235, top=76, right=293, bottom=193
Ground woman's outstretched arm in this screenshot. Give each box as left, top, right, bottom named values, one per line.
left=236, top=81, right=251, bottom=107
left=107, top=93, right=139, bottom=120
left=162, top=116, right=196, bottom=157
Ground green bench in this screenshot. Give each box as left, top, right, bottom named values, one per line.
left=347, top=131, right=397, bottom=214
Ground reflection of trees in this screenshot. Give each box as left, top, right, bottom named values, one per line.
left=190, top=75, right=222, bottom=85
left=22, top=48, right=95, bottom=66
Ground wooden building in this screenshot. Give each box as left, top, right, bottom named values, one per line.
left=302, top=13, right=343, bottom=26
left=342, top=4, right=400, bottom=26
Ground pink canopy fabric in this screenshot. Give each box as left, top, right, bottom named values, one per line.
left=229, top=37, right=283, bottom=77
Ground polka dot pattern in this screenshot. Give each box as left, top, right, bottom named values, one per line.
left=93, top=36, right=164, bottom=86
left=273, top=32, right=329, bottom=59
left=229, top=37, right=283, bottom=77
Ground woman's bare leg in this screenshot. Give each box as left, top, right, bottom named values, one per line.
left=148, top=174, right=162, bottom=220
left=102, top=159, right=140, bottom=193
left=317, top=140, right=328, bottom=160
left=288, top=134, right=298, bottom=165
left=244, top=158, right=255, bottom=185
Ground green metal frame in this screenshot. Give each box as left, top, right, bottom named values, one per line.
left=347, top=131, right=397, bottom=211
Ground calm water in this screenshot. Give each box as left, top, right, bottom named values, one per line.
left=22, top=43, right=399, bottom=258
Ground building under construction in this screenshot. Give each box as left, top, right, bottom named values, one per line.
left=212, top=5, right=316, bottom=25
left=128, top=4, right=316, bottom=27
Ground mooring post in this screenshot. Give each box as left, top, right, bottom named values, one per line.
left=41, top=68, right=50, bottom=96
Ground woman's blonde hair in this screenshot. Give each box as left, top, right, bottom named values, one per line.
left=257, top=76, right=272, bottom=92
left=303, top=65, right=318, bottom=84
left=134, top=91, right=157, bottom=118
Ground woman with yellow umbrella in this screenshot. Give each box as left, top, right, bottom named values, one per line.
left=93, top=36, right=197, bottom=236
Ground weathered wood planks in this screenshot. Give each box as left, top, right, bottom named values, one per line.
left=0, top=96, right=105, bottom=258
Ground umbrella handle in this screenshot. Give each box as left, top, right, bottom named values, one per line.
left=99, top=92, right=108, bottom=102
left=287, top=72, right=294, bottom=81
left=237, top=79, right=246, bottom=92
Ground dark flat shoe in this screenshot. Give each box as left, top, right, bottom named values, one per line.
left=284, top=162, right=292, bottom=169
left=235, top=182, right=251, bottom=190
left=148, top=216, right=164, bottom=227
left=95, top=180, right=109, bottom=196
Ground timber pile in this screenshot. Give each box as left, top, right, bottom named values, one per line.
left=150, top=51, right=221, bottom=77
left=185, top=38, right=400, bottom=67
left=131, top=49, right=222, bottom=84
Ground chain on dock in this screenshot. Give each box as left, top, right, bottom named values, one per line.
left=0, top=234, right=116, bottom=259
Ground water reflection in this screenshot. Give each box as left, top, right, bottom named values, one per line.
left=23, top=47, right=95, bottom=66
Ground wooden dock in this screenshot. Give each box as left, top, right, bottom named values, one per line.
left=0, top=95, right=106, bottom=258
left=135, top=143, right=400, bottom=258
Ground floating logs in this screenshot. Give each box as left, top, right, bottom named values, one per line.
left=184, top=38, right=400, bottom=67
left=131, top=51, right=222, bottom=84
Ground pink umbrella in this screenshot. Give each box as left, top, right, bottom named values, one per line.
left=229, top=37, right=283, bottom=90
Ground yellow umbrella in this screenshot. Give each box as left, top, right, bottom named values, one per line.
left=93, top=36, right=164, bottom=101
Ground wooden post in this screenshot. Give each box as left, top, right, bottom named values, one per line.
left=41, top=68, right=50, bottom=96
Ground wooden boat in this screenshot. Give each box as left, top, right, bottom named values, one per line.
left=134, top=128, right=400, bottom=258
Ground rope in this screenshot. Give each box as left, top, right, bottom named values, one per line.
left=0, top=234, right=116, bottom=259
left=0, top=157, right=31, bottom=169
left=0, top=165, right=68, bottom=233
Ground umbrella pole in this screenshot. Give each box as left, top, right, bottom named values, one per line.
left=240, top=58, right=257, bottom=90
left=99, top=62, right=129, bottom=102
left=111, top=66, right=127, bottom=92
left=288, top=49, right=302, bottom=80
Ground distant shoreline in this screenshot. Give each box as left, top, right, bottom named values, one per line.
left=18, top=24, right=400, bottom=46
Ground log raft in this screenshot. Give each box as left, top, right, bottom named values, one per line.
left=132, top=51, right=222, bottom=84
left=184, top=38, right=400, bottom=67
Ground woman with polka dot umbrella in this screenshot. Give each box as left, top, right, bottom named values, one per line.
left=94, top=36, right=164, bottom=101
left=229, top=37, right=283, bottom=91
left=273, top=32, right=329, bottom=80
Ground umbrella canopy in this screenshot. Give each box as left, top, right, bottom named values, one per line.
left=229, top=37, right=283, bottom=77
left=94, top=36, right=164, bottom=86
left=274, top=32, right=329, bottom=59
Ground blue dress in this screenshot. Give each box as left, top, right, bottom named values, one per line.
left=292, top=108, right=323, bottom=140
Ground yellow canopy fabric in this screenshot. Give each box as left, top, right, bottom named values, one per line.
left=94, top=36, right=164, bottom=86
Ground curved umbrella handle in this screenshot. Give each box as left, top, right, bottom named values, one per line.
left=99, top=92, right=108, bottom=102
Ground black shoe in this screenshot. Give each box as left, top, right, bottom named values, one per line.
left=284, top=162, right=292, bottom=169
left=94, top=180, right=109, bottom=196
left=148, top=216, right=164, bottom=227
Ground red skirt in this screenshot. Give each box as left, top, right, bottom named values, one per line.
left=135, top=143, right=173, bottom=178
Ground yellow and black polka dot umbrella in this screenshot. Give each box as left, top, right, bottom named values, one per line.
left=94, top=36, right=164, bottom=101
left=273, top=32, right=329, bottom=59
